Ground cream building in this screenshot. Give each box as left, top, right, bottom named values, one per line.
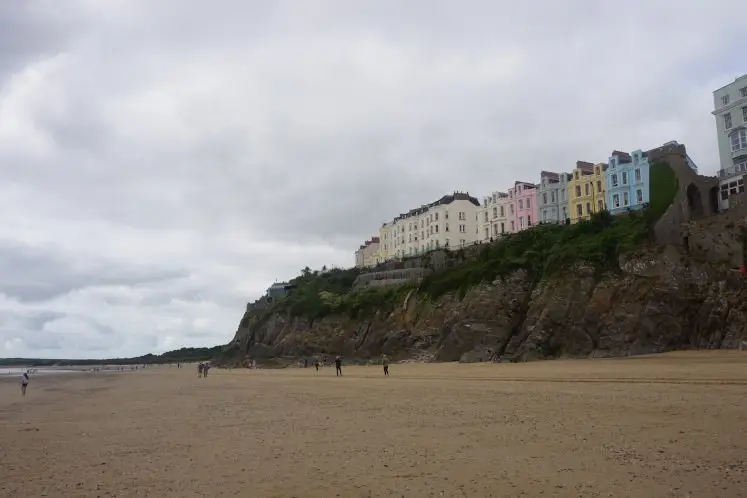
left=354, top=237, right=380, bottom=268
left=377, top=223, right=394, bottom=261
left=381, top=191, right=481, bottom=260
left=477, top=191, right=512, bottom=242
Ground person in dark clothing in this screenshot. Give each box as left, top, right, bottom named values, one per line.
left=334, top=356, right=342, bottom=376
left=381, top=355, right=389, bottom=376
left=314, top=360, right=319, bottom=371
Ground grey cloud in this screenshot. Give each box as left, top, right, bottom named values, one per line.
left=0, top=240, right=188, bottom=302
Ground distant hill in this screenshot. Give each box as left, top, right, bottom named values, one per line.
left=0, top=346, right=224, bottom=367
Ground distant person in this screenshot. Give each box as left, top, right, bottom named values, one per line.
left=203, top=363, right=210, bottom=378
left=20, top=371, right=29, bottom=396
left=314, top=360, right=319, bottom=371
left=198, top=363, right=203, bottom=378
left=335, top=356, right=342, bottom=377
left=382, top=355, right=389, bottom=376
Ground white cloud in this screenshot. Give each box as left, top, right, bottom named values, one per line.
left=0, top=0, right=745, bottom=357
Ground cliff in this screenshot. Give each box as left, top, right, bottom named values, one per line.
left=226, top=220, right=747, bottom=365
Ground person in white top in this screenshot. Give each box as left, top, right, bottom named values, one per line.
left=20, top=371, right=29, bottom=396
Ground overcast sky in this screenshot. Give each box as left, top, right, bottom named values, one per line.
left=1, top=0, right=744, bottom=359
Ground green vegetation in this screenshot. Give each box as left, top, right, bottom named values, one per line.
left=419, top=210, right=650, bottom=299
left=646, top=161, right=678, bottom=223
left=274, top=266, right=413, bottom=319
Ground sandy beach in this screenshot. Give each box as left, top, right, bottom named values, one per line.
left=1, top=352, right=747, bottom=497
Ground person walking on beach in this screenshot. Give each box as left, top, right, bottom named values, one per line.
left=381, top=355, right=389, bottom=376
left=314, top=359, right=319, bottom=371
left=203, top=363, right=209, bottom=378
left=20, top=371, right=29, bottom=396
left=198, top=363, right=203, bottom=378
left=334, top=356, right=342, bottom=377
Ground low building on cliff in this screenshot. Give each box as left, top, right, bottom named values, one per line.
left=507, top=181, right=539, bottom=232
left=478, top=191, right=512, bottom=242
left=606, top=150, right=650, bottom=214
left=538, top=171, right=571, bottom=224
left=354, top=237, right=380, bottom=268
left=569, top=161, right=607, bottom=223
left=380, top=191, right=481, bottom=260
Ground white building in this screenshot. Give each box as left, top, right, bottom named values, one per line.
left=477, top=191, right=512, bottom=242
left=713, top=73, right=747, bottom=210
left=379, top=191, right=481, bottom=260
left=354, top=237, right=380, bottom=268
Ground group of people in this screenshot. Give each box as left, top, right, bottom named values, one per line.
left=197, top=362, right=210, bottom=378
left=311, top=354, right=390, bottom=376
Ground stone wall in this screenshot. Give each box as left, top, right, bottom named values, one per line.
left=650, top=143, right=719, bottom=246
left=353, top=268, right=433, bottom=288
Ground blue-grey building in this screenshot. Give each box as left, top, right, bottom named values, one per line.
left=605, top=150, right=650, bottom=215
left=538, top=171, right=571, bottom=224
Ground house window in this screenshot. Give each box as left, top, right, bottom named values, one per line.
left=484, top=227, right=489, bottom=239
left=636, top=189, right=643, bottom=203
left=721, top=184, right=729, bottom=200
left=741, top=87, right=747, bottom=98
left=575, top=185, right=581, bottom=196
left=445, top=239, right=450, bottom=247
left=493, top=223, right=498, bottom=235
left=493, top=207, right=497, bottom=218
left=561, top=190, right=565, bottom=201
left=519, top=217, right=524, bottom=228
left=519, top=200, right=524, bottom=210
left=585, top=184, right=590, bottom=195
left=484, top=212, right=488, bottom=222
left=445, top=223, right=449, bottom=232
left=527, top=215, right=532, bottom=226
left=435, top=225, right=439, bottom=233
left=743, top=107, right=747, bottom=123
left=551, top=191, right=556, bottom=203
left=621, top=171, right=628, bottom=185
left=510, top=205, right=514, bottom=215
left=526, top=198, right=531, bottom=209
left=722, top=94, right=730, bottom=106
left=725, top=113, right=733, bottom=129
left=543, top=193, right=548, bottom=204
left=576, top=204, right=583, bottom=216
left=611, top=173, right=619, bottom=186
left=562, top=207, right=567, bottom=219
left=575, top=172, right=579, bottom=180
left=500, top=206, right=504, bottom=217
left=613, top=194, right=620, bottom=208
left=586, top=202, right=591, bottom=214
left=445, top=212, right=449, bottom=219
left=635, top=168, right=641, bottom=183
left=597, top=180, right=602, bottom=192
left=511, top=221, right=515, bottom=231
left=598, top=200, right=603, bottom=211
left=731, top=129, right=747, bottom=152
left=542, top=210, right=547, bottom=222
left=623, top=192, right=629, bottom=206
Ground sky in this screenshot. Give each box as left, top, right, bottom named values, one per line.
left=1, top=0, right=745, bottom=359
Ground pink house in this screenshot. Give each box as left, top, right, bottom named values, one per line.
left=507, top=181, right=539, bottom=232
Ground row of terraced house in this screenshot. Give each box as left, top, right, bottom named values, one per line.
left=354, top=72, right=747, bottom=267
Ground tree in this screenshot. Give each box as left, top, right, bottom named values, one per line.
left=301, top=266, right=312, bottom=277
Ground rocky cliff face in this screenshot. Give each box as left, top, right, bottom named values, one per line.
left=228, top=246, right=747, bottom=363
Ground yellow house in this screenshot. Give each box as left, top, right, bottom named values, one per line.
left=377, top=222, right=393, bottom=261
left=568, top=161, right=607, bottom=223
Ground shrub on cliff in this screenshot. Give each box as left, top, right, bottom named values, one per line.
left=420, top=211, right=649, bottom=300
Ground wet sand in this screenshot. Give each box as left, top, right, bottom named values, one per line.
left=1, top=351, right=747, bottom=497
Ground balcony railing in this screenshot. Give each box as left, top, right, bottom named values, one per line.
left=718, top=161, right=747, bottom=179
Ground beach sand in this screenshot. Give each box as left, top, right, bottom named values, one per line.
left=1, top=351, right=747, bottom=497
